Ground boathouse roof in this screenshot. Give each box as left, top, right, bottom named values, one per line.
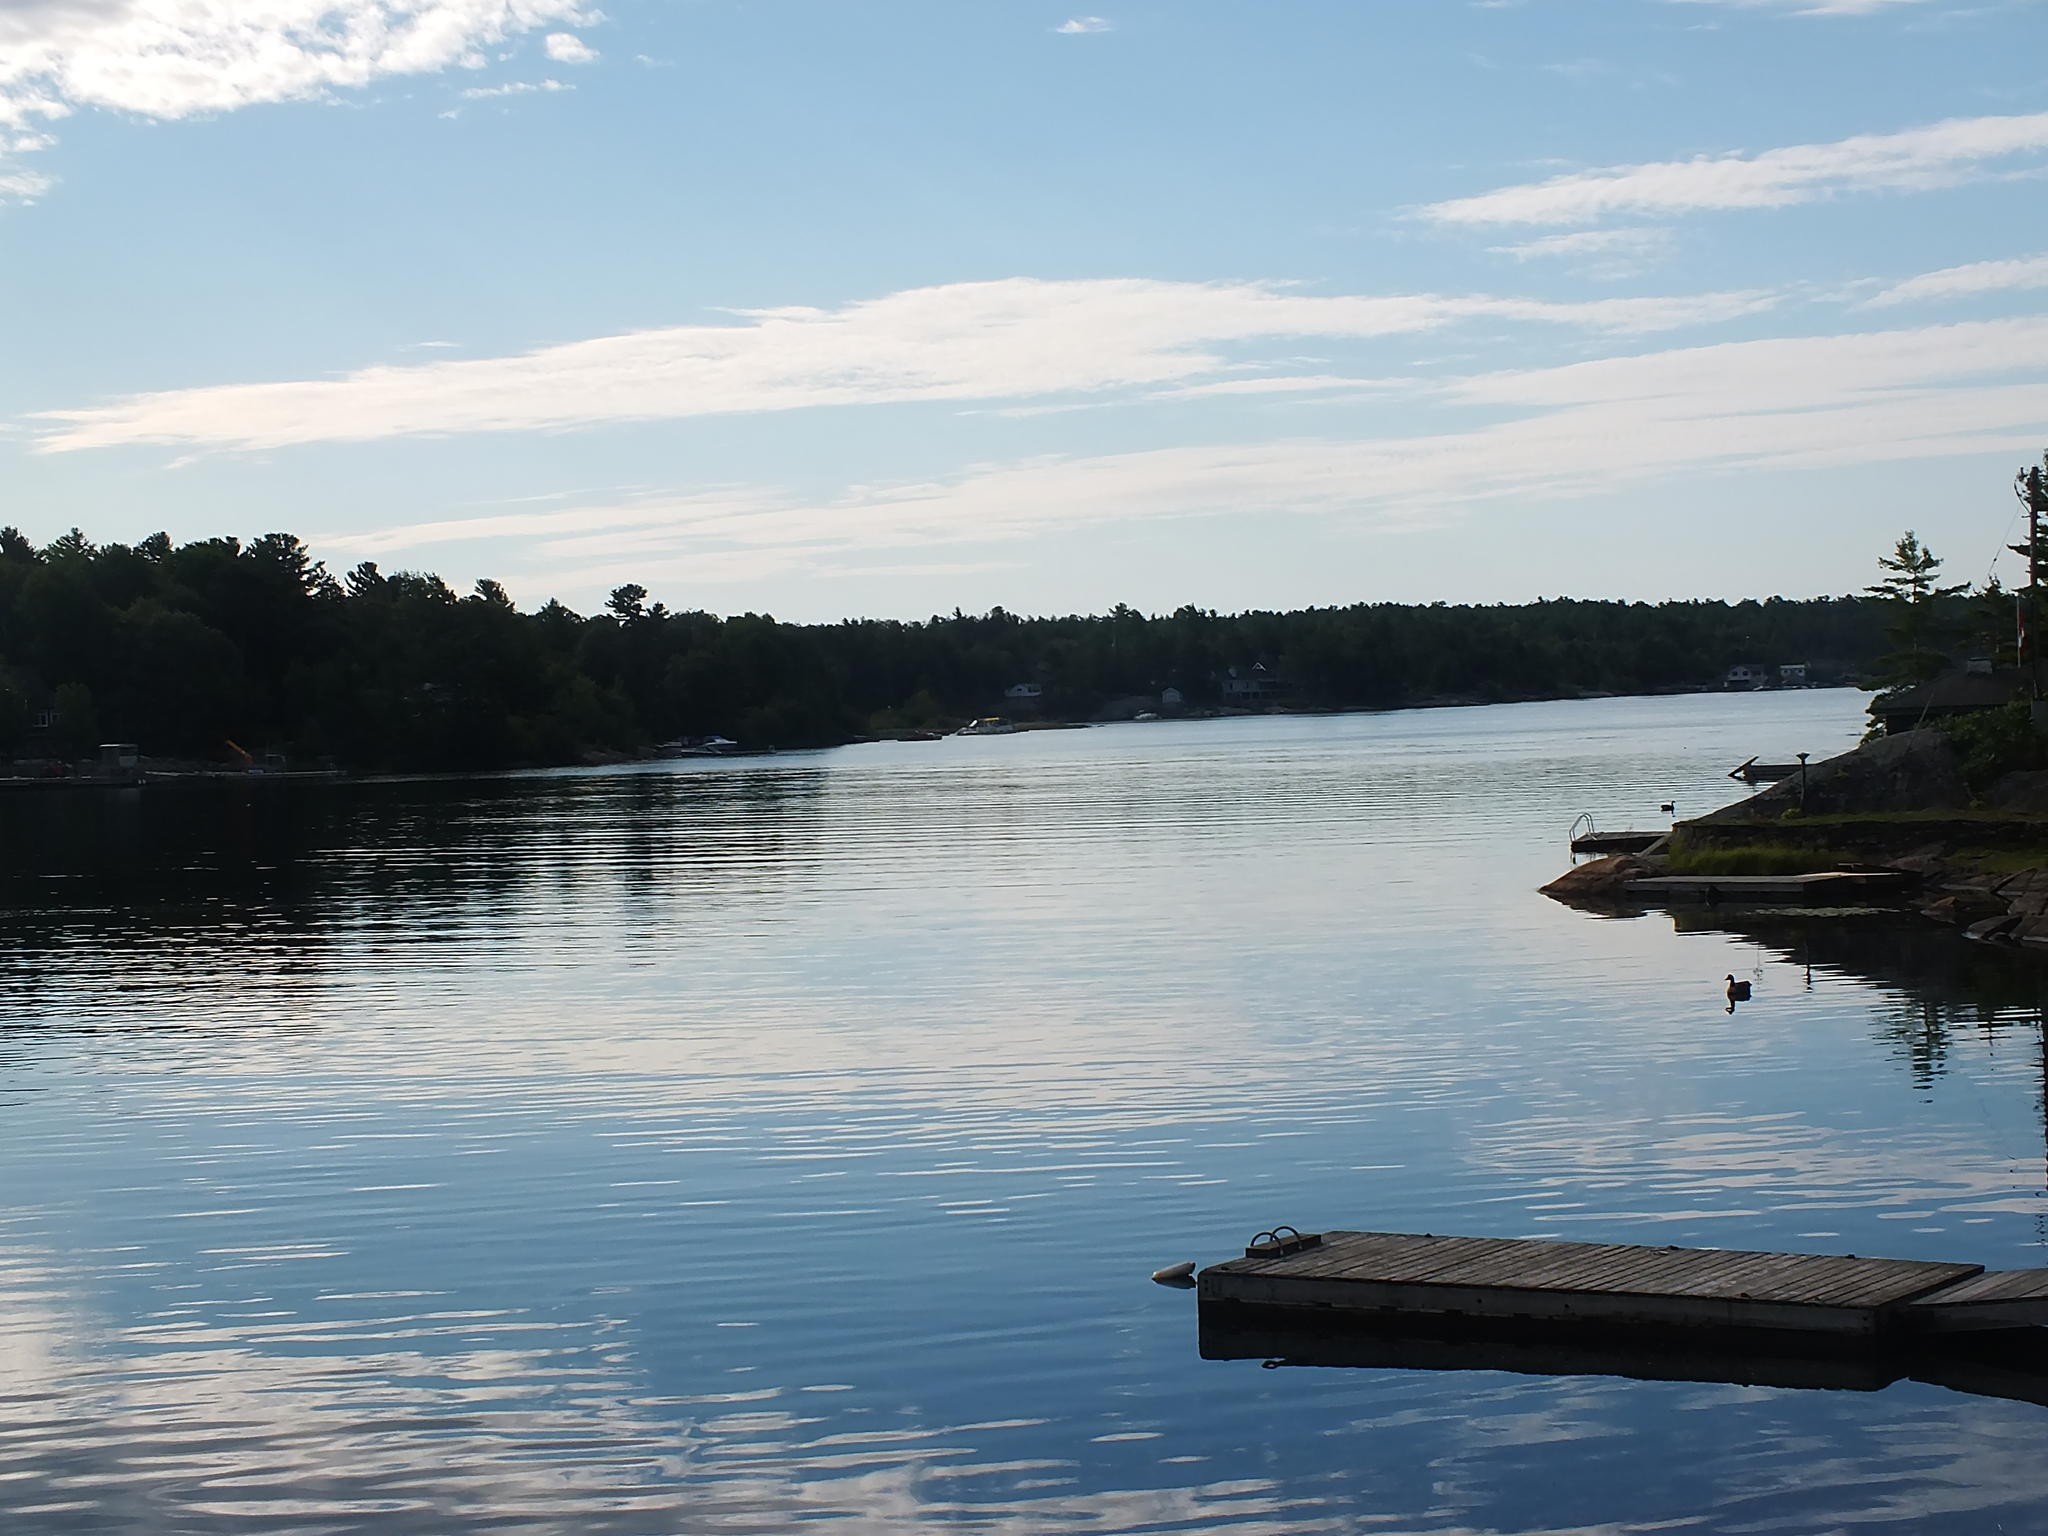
left=1871, top=667, right=2028, bottom=731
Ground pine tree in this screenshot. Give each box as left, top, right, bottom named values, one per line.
left=1867, top=531, right=1966, bottom=685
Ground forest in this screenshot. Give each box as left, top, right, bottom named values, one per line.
left=0, top=524, right=1957, bottom=773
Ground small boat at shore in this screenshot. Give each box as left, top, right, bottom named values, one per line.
left=953, top=717, right=1019, bottom=737
left=656, top=736, right=745, bottom=757
left=1729, top=756, right=1801, bottom=783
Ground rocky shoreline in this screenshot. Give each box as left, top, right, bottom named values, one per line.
left=1543, top=729, right=2048, bottom=951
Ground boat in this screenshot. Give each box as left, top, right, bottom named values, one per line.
left=656, top=735, right=744, bottom=757
left=1729, top=757, right=1801, bottom=783
left=952, top=717, right=1019, bottom=737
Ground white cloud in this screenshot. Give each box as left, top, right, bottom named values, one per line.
left=1054, top=16, right=1113, bottom=32
left=1675, top=0, right=1943, bottom=11
left=1146, top=375, right=1396, bottom=401
left=1489, top=227, right=1677, bottom=278
left=0, top=163, right=54, bottom=198
left=320, top=316, right=2048, bottom=588
left=28, top=276, right=1779, bottom=454
left=542, top=29, right=595, bottom=62
left=1421, top=111, right=2048, bottom=226
left=0, top=0, right=596, bottom=195
left=1865, top=253, right=2048, bottom=308
left=458, top=76, right=569, bottom=98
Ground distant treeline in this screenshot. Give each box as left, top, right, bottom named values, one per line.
left=0, top=525, right=1939, bottom=773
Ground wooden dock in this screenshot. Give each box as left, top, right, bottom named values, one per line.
left=1621, top=871, right=1914, bottom=904
left=1569, top=830, right=1666, bottom=856
left=1198, top=1230, right=2048, bottom=1338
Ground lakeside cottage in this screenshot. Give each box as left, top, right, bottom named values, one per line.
left=1724, top=662, right=1809, bottom=690
left=1221, top=665, right=1286, bottom=704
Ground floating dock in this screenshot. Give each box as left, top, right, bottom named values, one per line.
left=1569, top=830, right=1666, bottom=855
left=1198, top=1230, right=2048, bottom=1338
left=1621, top=871, right=1914, bottom=904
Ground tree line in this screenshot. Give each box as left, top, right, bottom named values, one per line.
left=0, top=524, right=1941, bottom=773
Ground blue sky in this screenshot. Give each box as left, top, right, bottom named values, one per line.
left=3, top=0, right=2046, bottom=619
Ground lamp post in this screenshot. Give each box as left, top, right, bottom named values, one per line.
left=1797, top=752, right=1809, bottom=811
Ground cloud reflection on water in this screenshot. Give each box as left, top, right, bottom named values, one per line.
left=4, top=697, right=2048, bottom=1534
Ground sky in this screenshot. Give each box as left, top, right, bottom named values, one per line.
left=2, top=0, right=2047, bottom=621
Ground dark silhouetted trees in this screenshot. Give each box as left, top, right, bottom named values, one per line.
left=0, top=524, right=1915, bottom=773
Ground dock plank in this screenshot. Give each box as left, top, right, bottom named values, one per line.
left=1454, top=1247, right=1678, bottom=1293
left=1925, top=1269, right=2048, bottom=1304
left=1905, top=1268, right=2048, bottom=1331
left=1279, top=1235, right=1500, bottom=1286
left=1372, top=1238, right=1531, bottom=1285
left=1430, top=1239, right=1693, bottom=1292
left=1639, top=1252, right=1798, bottom=1299
left=1804, top=1257, right=1977, bottom=1305
left=1199, top=1231, right=1984, bottom=1336
left=1660, top=1253, right=1870, bottom=1299
left=1480, top=1244, right=1646, bottom=1291
left=1550, top=1248, right=1715, bottom=1295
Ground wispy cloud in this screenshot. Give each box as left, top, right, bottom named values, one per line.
left=459, top=78, right=571, bottom=99
left=1865, top=252, right=2048, bottom=307
left=29, top=276, right=1778, bottom=455
left=1489, top=227, right=1677, bottom=278
left=1145, top=375, right=1396, bottom=401
left=1673, top=0, right=1946, bottom=11
left=1421, top=111, right=2048, bottom=226
left=542, top=30, right=597, bottom=63
left=319, top=316, right=2048, bottom=589
left=0, top=0, right=597, bottom=197
left=1054, top=16, right=1114, bottom=32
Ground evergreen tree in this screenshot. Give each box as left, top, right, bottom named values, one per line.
left=1867, top=531, right=1966, bottom=685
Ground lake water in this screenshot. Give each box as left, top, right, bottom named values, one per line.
left=5, top=689, right=2048, bottom=1535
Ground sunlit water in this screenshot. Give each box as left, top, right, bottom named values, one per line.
left=4, top=690, right=2047, bottom=1534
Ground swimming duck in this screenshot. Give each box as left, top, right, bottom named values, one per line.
left=1725, top=974, right=1751, bottom=1003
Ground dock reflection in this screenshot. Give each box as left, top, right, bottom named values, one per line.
left=1198, top=1304, right=2048, bottom=1411
left=1670, top=910, right=2048, bottom=1026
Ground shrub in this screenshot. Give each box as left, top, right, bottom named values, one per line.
left=1930, top=699, right=2048, bottom=791
left=1664, top=839, right=1836, bottom=876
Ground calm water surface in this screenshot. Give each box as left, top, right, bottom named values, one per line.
left=4, top=690, right=2047, bottom=1534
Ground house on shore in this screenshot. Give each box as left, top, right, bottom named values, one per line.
left=1220, top=665, right=1287, bottom=705
left=1725, top=662, right=1810, bottom=690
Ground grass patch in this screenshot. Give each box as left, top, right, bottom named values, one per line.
left=1951, top=846, right=2048, bottom=876
left=1664, top=841, right=1839, bottom=876
left=1773, top=809, right=2046, bottom=826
